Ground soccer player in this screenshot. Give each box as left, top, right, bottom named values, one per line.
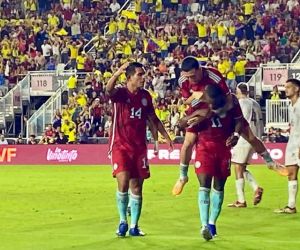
left=228, top=83, right=264, bottom=208
left=274, top=79, right=300, bottom=214
left=172, top=56, right=286, bottom=196
left=106, top=62, right=173, bottom=236
left=172, top=56, right=233, bottom=195
left=180, top=84, right=240, bottom=240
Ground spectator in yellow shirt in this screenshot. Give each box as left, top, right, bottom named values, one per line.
left=234, top=55, right=247, bottom=83
left=243, top=0, right=255, bottom=18
left=76, top=52, right=86, bottom=71
left=217, top=22, right=228, bottom=44
left=197, top=20, right=208, bottom=41
left=108, top=17, right=118, bottom=36
left=67, top=74, right=77, bottom=96
left=68, top=41, right=83, bottom=69
left=155, top=0, right=163, bottom=18
left=117, top=16, right=127, bottom=32
left=226, top=63, right=236, bottom=92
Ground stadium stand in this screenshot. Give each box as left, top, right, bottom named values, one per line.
left=0, top=0, right=299, bottom=144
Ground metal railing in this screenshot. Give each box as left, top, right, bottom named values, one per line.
left=291, top=48, right=300, bottom=63
left=26, top=85, right=68, bottom=139
left=0, top=98, right=5, bottom=129
left=265, top=99, right=291, bottom=129
left=0, top=74, right=31, bottom=127
left=247, top=67, right=262, bottom=97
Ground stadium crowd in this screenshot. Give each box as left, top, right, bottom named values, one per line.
left=0, top=0, right=299, bottom=143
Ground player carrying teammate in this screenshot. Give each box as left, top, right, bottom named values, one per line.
left=179, top=84, right=241, bottom=240
left=106, top=62, right=173, bottom=237
left=274, top=79, right=300, bottom=214
left=228, top=83, right=264, bottom=208
left=172, top=56, right=286, bottom=196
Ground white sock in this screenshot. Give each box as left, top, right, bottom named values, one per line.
left=288, top=180, right=298, bottom=208
left=243, top=170, right=259, bottom=191
left=236, top=178, right=245, bottom=203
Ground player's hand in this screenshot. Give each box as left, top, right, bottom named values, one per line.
left=115, top=62, right=130, bottom=76
left=226, top=134, right=239, bottom=147
left=191, top=91, right=204, bottom=100
left=187, top=116, right=205, bottom=127
left=178, top=117, right=189, bottom=128
left=166, top=139, right=174, bottom=151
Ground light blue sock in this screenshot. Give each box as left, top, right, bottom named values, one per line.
left=209, top=189, right=224, bottom=225
left=116, top=191, right=129, bottom=223
left=130, top=193, right=142, bottom=228
left=198, top=187, right=210, bottom=226
left=180, top=163, right=189, bottom=179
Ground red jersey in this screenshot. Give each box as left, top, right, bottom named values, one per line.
left=179, top=67, right=230, bottom=109
left=196, top=112, right=235, bottom=148
left=108, top=87, right=155, bottom=154
left=179, top=67, right=243, bottom=127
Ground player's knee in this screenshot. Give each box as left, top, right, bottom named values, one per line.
left=183, top=134, right=196, bottom=149
left=130, top=186, right=142, bottom=196
left=235, top=164, right=245, bottom=177
left=287, top=168, right=298, bottom=180
left=183, top=138, right=194, bottom=147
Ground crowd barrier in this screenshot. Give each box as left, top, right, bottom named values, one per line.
left=0, top=143, right=287, bottom=165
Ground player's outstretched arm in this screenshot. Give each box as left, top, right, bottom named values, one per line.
left=106, top=62, right=129, bottom=96
left=183, top=91, right=204, bottom=105
left=178, top=108, right=212, bottom=129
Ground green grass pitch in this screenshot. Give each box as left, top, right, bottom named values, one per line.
left=0, top=165, right=299, bottom=250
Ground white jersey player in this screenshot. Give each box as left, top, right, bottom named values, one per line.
left=229, top=83, right=264, bottom=208
left=275, top=79, right=300, bottom=214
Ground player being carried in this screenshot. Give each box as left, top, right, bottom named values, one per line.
left=172, top=56, right=287, bottom=196
left=106, top=62, right=173, bottom=237
left=228, top=83, right=264, bottom=208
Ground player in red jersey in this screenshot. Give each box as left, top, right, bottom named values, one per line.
left=172, top=56, right=238, bottom=195
left=172, top=57, right=286, bottom=196
left=178, top=84, right=237, bottom=240
left=106, top=62, right=173, bottom=237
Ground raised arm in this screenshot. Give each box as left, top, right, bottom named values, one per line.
left=106, top=62, right=129, bottom=96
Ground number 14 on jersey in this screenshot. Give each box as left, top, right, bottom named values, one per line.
left=130, top=107, right=142, bottom=119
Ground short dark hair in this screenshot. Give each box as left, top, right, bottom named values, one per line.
left=205, top=84, right=226, bottom=109
left=237, top=83, right=249, bottom=95
left=286, top=78, right=300, bottom=88
left=125, top=62, right=144, bottom=78
left=181, top=56, right=199, bottom=72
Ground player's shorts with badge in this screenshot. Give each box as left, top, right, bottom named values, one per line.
left=111, top=147, right=150, bottom=179
left=195, top=142, right=231, bottom=179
